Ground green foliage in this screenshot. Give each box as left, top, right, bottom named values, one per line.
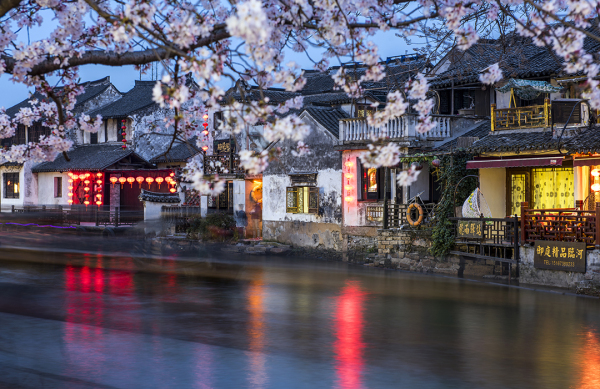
left=187, top=213, right=236, bottom=241
left=430, top=152, right=477, bottom=257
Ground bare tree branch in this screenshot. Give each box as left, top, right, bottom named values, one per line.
left=0, top=0, right=22, bottom=19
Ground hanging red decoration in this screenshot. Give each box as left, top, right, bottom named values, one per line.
left=155, top=177, right=164, bottom=188
left=136, top=176, right=144, bottom=187
left=84, top=200, right=90, bottom=206
left=121, top=119, right=127, bottom=149
left=169, top=187, right=177, bottom=193
left=110, top=176, right=118, bottom=188
left=127, top=177, right=135, bottom=187
left=145, top=177, right=154, bottom=187
left=118, top=177, right=126, bottom=188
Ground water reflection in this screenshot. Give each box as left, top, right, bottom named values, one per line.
left=333, top=280, right=367, bottom=389
left=578, top=329, right=600, bottom=389
left=247, top=273, right=267, bottom=388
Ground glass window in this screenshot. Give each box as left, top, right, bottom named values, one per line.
left=510, top=173, right=526, bottom=216
left=54, top=177, right=62, bottom=198
left=286, top=187, right=318, bottom=214
left=531, top=167, right=573, bottom=209
left=3, top=173, right=19, bottom=199
left=367, top=168, right=378, bottom=193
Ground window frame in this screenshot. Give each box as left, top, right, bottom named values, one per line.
left=3, top=172, right=20, bottom=199
left=54, top=177, right=62, bottom=198
left=357, top=161, right=391, bottom=202
left=286, top=186, right=319, bottom=214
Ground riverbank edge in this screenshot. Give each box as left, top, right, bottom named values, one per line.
left=0, top=237, right=597, bottom=299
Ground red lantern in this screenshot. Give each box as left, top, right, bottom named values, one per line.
left=202, top=130, right=209, bottom=136
left=145, top=177, right=154, bottom=187
left=84, top=187, right=90, bottom=192
left=169, top=187, right=177, bottom=193
left=68, top=193, right=74, bottom=197
left=136, top=176, right=144, bottom=187
left=79, top=174, right=86, bottom=180
left=68, top=199, right=73, bottom=204
left=96, top=179, right=102, bottom=185
left=202, top=114, right=209, bottom=120
left=84, top=180, right=90, bottom=185
left=96, top=172, right=103, bottom=177
left=155, top=177, right=164, bottom=188
left=202, top=122, right=208, bottom=128
left=118, top=177, right=127, bottom=188
left=110, top=176, right=118, bottom=187
left=96, top=201, right=102, bottom=206
left=84, top=200, right=90, bottom=206
left=68, top=179, right=73, bottom=183
left=127, top=177, right=135, bottom=187
left=170, top=172, right=175, bottom=177
left=202, top=145, right=209, bottom=151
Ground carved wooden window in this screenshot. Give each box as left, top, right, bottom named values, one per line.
left=3, top=173, right=19, bottom=199
left=286, top=186, right=318, bottom=214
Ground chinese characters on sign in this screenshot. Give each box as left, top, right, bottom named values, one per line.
left=214, top=139, right=235, bottom=155
left=533, top=241, right=586, bottom=273
left=457, top=221, right=484, bottom=239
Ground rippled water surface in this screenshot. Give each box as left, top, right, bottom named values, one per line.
left=0, top=240, right=598, bottom=389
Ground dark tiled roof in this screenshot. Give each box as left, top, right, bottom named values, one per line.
left=138, top=189, right=180, bottom=203
left=563, top=126, right=600, bottom=154
left=89, top=80, right=157, bottom=118
left=31, top=144, right=151, bottom=172
left=435, top=121, right=491, bottom=151
left=432, top=28, right=600, bottom=88
left=468, top=130, right=557, bottom=153
left=302, top=107, right=349, bottom=138
left=150, top=139, right=201, bottom=163
left=5, top=77, right=115, bottom=118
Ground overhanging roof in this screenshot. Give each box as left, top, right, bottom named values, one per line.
left=466, top=156, right=564, bottom=169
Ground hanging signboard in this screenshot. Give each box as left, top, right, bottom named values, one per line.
left=214, top=139, right=235, bottom=155
left=457, top=220, right=484, bottom=239
left=533, top=240, right=586, bottom=273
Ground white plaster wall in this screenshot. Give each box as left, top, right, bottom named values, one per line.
left=0, top=166, right=25, bottom=210
left=37, top=172, right=70, bottom=206
left=232, top=179, right=246, bottom=214
left=479, top=168, right=506, bottom=218
left=495, top=91, right=511, bottom=109
left=263, top=168, right=341, bottom=223
left=22, top=161, right=38, bottom=205
left=143, top=201, right=173, bottom=221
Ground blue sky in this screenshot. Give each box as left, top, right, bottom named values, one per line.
left=0, top=21, right=421, bottom=109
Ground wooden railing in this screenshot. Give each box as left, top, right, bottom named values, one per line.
left=204, top=154, right=245, bottom=176
left=491, top=99, right=550, bottom=131
left=340, top=114, right=453, bottom=143
left=520, top=201, right=599, bottom=248
left=367, top=203, right=408, bottom=227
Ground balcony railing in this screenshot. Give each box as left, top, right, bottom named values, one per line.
left=339, top=114, right=452, bottom=143
left=491, top=99, right=550, bottom=131
left=204, top=154, right=245, bottom=176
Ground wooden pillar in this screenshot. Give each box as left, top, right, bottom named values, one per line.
left=383, top=167, right=389, bottom=229
left=520, top=202, right=528, bottom=244
left=596, top=203, right=600, bottom=250
left=450, top=80, right=455, bottom=115
left=544, top=98, right=550, bottom=128
left=491, top=104, right=496, bottom=131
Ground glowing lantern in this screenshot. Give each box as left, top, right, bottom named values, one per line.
left=345, top=161, right=354, bottom=168
left=127, top=177, right=135, bottom=187
left=592, top=183, right=600, bottom=192
left=202, top=145, right=209, bottom=151
left=346, top=174, right=354, bottom=179
left=345, top=185, right=353, bottom=190
left=202, top=130, right=209, bottom=136
left=155, top=177, right=164, bottom=188
left=96, top=201, right=102, bottom=206
left=110, top=176, right=118, bottom=187
left=96, top=180, right=102, bottom=185
left=84, top=180, right=90, bottom=185
left=84, top=187, right=90, bottom=192
left=68, top=186, right=73, bottom=191
left=202, top=114, right=209, bottom=120
left=169, top=187, right=177, bottom=193
left=202, top=122, right=209, bottom=128
left=68, top=180, right=73, bottom=184
left=68, top=193, right=74, bottom=197
left=118, top=177, right=127, bottom=188
left=136, top=176, right=144, bottom=187
left=96, top=173, right=103, bottom=177
left=84, top=200, right=90, bottom=206
left=145, top=177, right=154, bottom=187
left=170, top=172, right=175, bottom=177
left=592, top=169, right=600, bottom=177
left=68, top=199, right=73, bottom=204
left=345, top=196, right=353, bottom=202
left=79, top=174, right=86, bottom=180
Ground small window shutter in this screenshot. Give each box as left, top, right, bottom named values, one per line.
left=286, top=187, right=299, bottom=213
left=90, top=132, right=98, bottom=144
left=308, top=187, right=319, bottom=214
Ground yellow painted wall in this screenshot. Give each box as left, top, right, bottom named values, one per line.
left=479, top=168, right=506, bottom=218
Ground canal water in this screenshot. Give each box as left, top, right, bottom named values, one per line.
left=0, top=245, right=598, bottom=389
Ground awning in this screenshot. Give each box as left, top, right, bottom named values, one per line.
left=573, top=157, right=600, bottom=167
left=467, top=157, right=563, bottom=169
left=497, top=79, right=562, bottom=100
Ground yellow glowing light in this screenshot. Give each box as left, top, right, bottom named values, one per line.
left=346, top=174, right=354, bottom=179
left=345, top=161, right=354, bottom=168
left=345, top=185, right=353, bottom=190
left=345, top=196, right=353, bottom=202
left=593, top=169, right=600, bottom=177
left=202, top=114, right=209, bottom=120
left=592, top=183, right=600, bottom=192
left=68, top=193, right=74, bottom=197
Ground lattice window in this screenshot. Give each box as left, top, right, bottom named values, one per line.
left=3, top=173, right=19, bottom=199
left=286, top=186, right=318, bottom=214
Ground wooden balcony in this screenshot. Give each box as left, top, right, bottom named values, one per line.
left=491, top=100, right=549, bottom=131
left=204, top=154, right=245, bottom=176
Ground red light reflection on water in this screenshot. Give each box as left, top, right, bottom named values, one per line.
left=577, top=329, right=600, bottom=389
left=333, top=280, right=367, bottom=389
left=247, top=276, right=267, bottom=388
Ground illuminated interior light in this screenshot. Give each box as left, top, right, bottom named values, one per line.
left=592, top=183, right=600, bottom=192
left=592, top=169, right=600, bottom=177
left=345, top=196, right=353, bottom=202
